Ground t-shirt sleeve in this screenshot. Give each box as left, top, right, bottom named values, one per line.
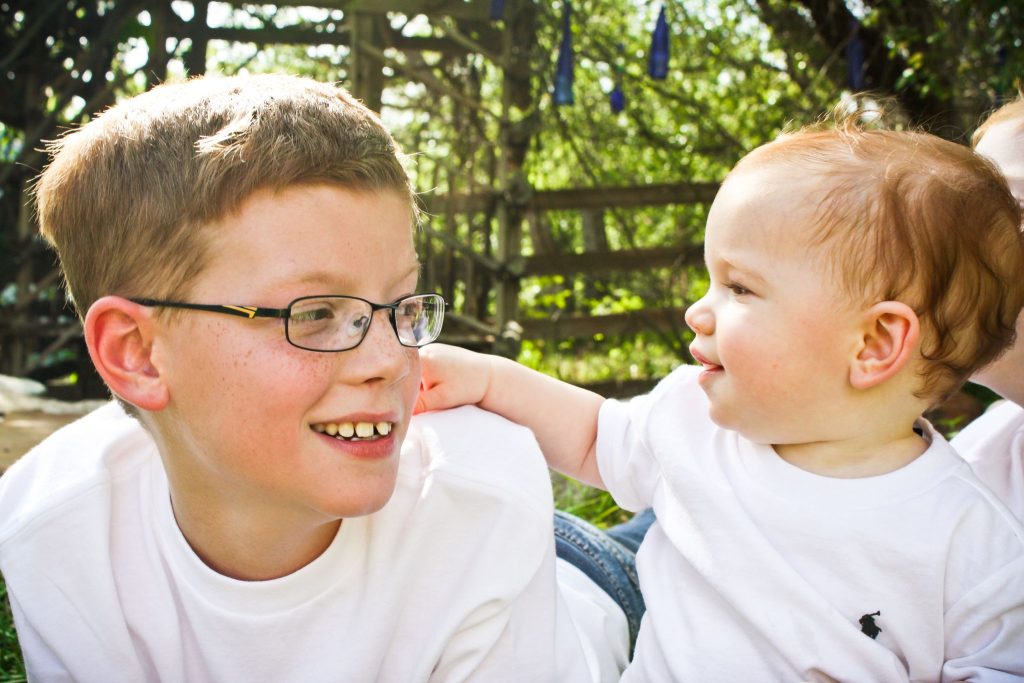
left=417, top=406, right=598, bottom=683
left=595, top=391, right=663, bottom=512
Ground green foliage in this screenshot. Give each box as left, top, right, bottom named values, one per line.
left=0, top=577, right=25, bottom=682
left=552, top=473, right=630, bottom=528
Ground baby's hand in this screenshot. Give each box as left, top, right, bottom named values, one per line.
left=415, top=343, right=494, bottom=414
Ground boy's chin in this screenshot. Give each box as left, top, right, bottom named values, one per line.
left=322, top=474, right=401, bottom=520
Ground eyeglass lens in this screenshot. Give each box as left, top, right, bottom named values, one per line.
left=286, top=295, right=443, bottom=351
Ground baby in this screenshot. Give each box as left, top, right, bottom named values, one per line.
left=417, top=120, right=1024, bottom=681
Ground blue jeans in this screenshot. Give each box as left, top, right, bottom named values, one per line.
left=554, top=508, right=654, bottom=649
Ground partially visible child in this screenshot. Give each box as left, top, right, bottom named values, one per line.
left=952, top=95, right=1024, bottom=522
left=417, top=120, right=1024, bottom=680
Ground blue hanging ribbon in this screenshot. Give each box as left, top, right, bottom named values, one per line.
left=489, top=0, right=505, bottom=21
left=610, top=42, right=625, bottom=113
left=648, top=5, right=669, bottom=80
left=846, top=19, right=866, bottom=91
left=610, top=86, right=625, bottom=113
left=554, top=2, right=574, bottom=106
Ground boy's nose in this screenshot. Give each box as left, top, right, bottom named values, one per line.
left=345, top=308, right=411, bottom=384
left=684, top=297, right=714, bottom=336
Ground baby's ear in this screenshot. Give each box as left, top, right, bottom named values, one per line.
left=850, top=301, right=920, bottom=390
left=84, top=296, right=170, bottom=411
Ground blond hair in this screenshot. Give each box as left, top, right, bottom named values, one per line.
left=736, top=122, right=1024, bottom=402
left=972, top=93, right=1024, bottom=147
left=35, top=74, right=416, bottom=315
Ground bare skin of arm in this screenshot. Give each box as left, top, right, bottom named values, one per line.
left=417, top=343, right=606, bottom=488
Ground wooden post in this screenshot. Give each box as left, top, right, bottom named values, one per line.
left=492, top=0, right=534, bottom=358
left=184, top=0, right=209, bottom=76
left=8, top=176, right=34, bottom=376
left=581, top=208, right=608, bottom=300
left=349, top=12, right=384, bottom=113
left=147, top=1, right=171, bottom=88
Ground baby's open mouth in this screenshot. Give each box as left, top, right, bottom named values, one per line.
left=311, top=421, right=393, bottom=441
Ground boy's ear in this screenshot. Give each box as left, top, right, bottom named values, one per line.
left=849, top=301, right=920, bottom=390
left=84, top=296, right=170, bottom=411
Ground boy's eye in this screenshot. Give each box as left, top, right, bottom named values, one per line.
left=291, top=305, right=334, bottom=323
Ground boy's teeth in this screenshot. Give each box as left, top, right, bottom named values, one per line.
left=312, top=420, right=393, bottom=440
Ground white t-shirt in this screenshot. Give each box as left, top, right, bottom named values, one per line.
left=953, top=400, right=1024, bottom=522
left=596, top=365, right=1024, bottom=683
left=0, top=403, right=626, bottom=683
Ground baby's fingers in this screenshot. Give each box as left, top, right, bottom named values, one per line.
left=414, top=380, right=457, bottom=414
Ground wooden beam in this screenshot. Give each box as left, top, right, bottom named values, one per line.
left=347, top=0, right=492, bottom=19
left=519, top=307, right=688, bottom=339
left=422, top=181, right=721, bottom=214
left=390, top=34, right=473, bottom=55
left=183, top=23, right=351, bottom=46
left=533, top=182, right=720, bottom=210
left=164, top=11, right=469, bottom=54
left=215, top=0, right=356, bottom=8
left=214, top=0, right=492, bottom=20
left=518, top=244, right=703, bottom=277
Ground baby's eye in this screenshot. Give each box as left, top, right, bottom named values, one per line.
left=726, top=282, right=752, bottom=297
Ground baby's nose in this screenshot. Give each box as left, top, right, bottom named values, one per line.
left=684, top=298, right=714, bottom=335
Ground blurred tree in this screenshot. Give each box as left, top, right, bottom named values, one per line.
left=0, top=0, right=152, bottom=383
left=754, top=0, right=1022, bottom=136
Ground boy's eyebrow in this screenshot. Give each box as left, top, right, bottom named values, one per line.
left=288, top=262, right=423, bottom=292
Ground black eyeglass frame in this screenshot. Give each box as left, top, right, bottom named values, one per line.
left=129, top=293, right=446, bottom=353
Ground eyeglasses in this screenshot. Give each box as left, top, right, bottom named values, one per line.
left=129, top=293, right=446, bottom=352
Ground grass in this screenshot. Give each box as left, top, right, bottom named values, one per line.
left=0, top=478, right=622, bottom=680
left=551, top=473, right=630, bottom=528
left=1, top=578, right=25, bottom=683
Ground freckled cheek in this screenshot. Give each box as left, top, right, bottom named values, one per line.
left=215, top=341, right=335, bottom=412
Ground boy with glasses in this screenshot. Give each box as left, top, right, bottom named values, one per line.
left=0, top=74, right=636, bottom=682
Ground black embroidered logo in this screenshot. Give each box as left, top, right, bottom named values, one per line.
left=859, top=611, right=882, bottom=639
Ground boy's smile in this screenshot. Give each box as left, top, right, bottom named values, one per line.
left=148, top=183, right=422, bottom=578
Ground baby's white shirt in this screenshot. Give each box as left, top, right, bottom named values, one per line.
left=597, top=365, right=1024, bottom=682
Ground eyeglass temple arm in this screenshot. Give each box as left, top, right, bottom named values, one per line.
left=128, top=298, right=290, bottom=319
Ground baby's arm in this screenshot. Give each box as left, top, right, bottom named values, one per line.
left=417, top=343, right=606, bottom=487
